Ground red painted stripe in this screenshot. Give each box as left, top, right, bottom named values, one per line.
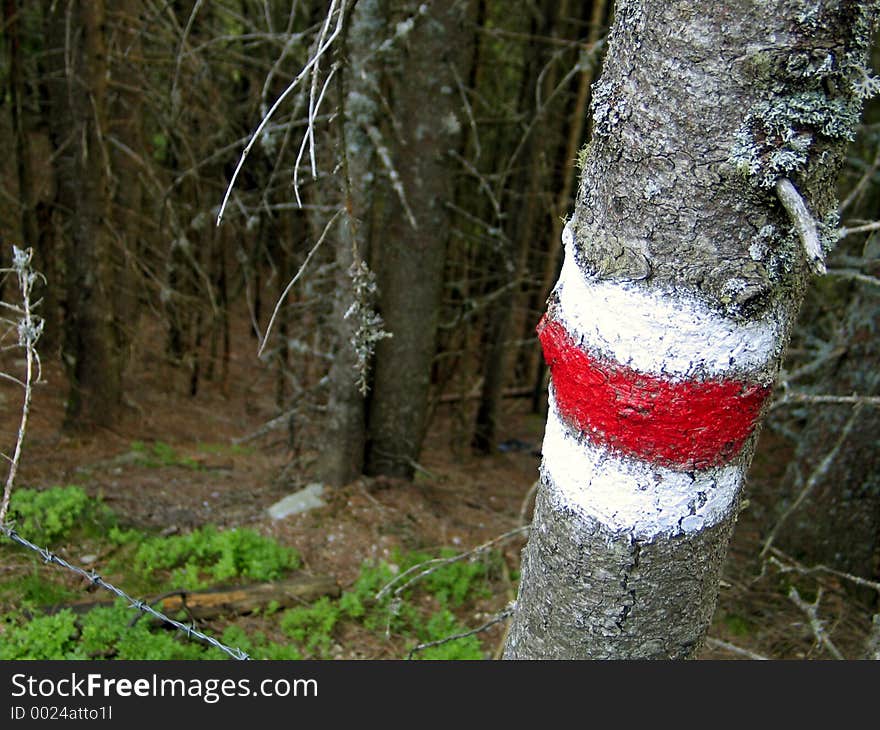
left=538, top=316, right=770, bottom=470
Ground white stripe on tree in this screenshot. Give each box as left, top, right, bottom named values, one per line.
left=541, top=396, right=744, bottom=539
left=556, top=222, right=787, bottom=381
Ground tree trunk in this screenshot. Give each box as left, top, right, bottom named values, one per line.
left=472, top=0, right=562, bottom=454
left=527, top=0, right=608, bottom=414
left=505, top=0, right=875, bottom=659
left=364, top=0, right=465, bottom=479
left=6, top=0, right=62, bottom=353
left=4, top=0, right=40, bottom=297
left=316, top=0, right=381, bottom=486
left=44, top=0, right=121, bottom=428
left=107, top=0, right=146, bottom=374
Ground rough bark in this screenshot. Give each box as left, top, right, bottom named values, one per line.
left=107, top=0, right=146, bottom=373
left=865, top=614, right=880, bottom=660
left=364, top=0, right=465, bottom=478
left=316, top=0, right=382, bottom=486
left=43, top=0, right=121, bottom=428
left=505, top=0, right=875, bottom=659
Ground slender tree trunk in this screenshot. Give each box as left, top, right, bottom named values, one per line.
left=316, top=0, right=380, bottom=486
left=4, top=0, right=38, bottom=274
left=44, top=0, right=121, bottom=428
left=505, top=0, right=875, bottom=659
left=5, top=0, right=60, bottom=350
left=107, top=0, right=145, bottom=375
left=472, top=0, right=561, bottom=454
left=528, top=0, right=608, bottom=414
left=364, top=0, right=465, bottom=479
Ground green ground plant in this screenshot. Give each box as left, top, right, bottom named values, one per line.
left=3, top=485, right=114, bottom=545
left=1, top=487, right=501, bottom=660
left=130, top=440, right=202, bottom=470
left=117, top=524, right=302, bottom=591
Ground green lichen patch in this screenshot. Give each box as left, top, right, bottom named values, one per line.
left=730, top=3, right=878, bottom=190
left=730, top=92, right=861, bottom=188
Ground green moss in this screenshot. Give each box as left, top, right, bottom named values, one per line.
left=722, top=613, right=754, bottom=638
left=280, top=597, right=340, bottom=657
left=123, top=525, right=301, bottom=590
left=1, top=538, right=501, bottom=660
left=412, top=609, right=484, bottom=660
left=2, top=485, right=114, bottom=545
left=130, top=440, right=201, bottom=469
left=0, top=610, right=83, bottom=659
left=0, top=571, right=79, bottom=610
left=576, top=141, right=592, bottom=170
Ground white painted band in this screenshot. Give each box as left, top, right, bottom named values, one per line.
left=540, top=396, right=743, bottom=539
left=556, top=222, right=785, bottom=380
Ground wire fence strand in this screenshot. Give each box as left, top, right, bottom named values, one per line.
left=0, top=524, right=250, bottom=661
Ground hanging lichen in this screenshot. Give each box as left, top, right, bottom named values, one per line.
left=344, top=259, right=392, bottom=395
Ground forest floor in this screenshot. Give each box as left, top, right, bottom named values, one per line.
left=0, top=311, right=875, bottom=661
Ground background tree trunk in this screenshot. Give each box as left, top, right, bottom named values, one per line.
left=472, top=0, right=563, bottom=454
left=316, top=0, right=380, bottom=487
left=106, top=0, right=146, bottom=376
left=364, top=0, right=465, bottom=479
left=505, top=0, right=875, bottom=659
left=43, top=0, right=122, bottom=429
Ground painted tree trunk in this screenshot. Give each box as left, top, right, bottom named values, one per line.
left=505, top=0, right=875, bottom=659
left=365, top=0, right=465, bottom=478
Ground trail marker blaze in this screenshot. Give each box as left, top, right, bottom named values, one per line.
left=538, top=315, right=770, bottom=471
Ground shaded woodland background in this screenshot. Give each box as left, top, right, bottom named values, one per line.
left=0, top=0, right=878, bottom=658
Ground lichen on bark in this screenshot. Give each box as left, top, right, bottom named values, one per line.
left=505, top=0, right=878, bottom=660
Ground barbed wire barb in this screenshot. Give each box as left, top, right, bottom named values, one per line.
left=0, top=525, right=251, bottom=660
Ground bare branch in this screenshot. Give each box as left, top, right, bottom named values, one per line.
left=838, top=219, right=880, bottom=238
left=704, top=637, right=769, bottom=660
left=0, top=247, right=43, bottom=526
left=217, top=0, right=347, bottom=226
left=787, top=586, right=845, bottom=660
left=770, top=392, right=880, bottom=411
left=761, top=403, right=862, bottom=557
left=406, top=605, right=514, bottom=660
left=365, top=123, right=419, bottom=229
left=825, top=268, right=880, bottom=288
left=257, top=208, right=343, bottom=357
left=377, top=526, right=530, bottom=602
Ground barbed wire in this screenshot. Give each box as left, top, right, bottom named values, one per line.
left=406, top=604, right=515, bottom=660
left=0, top=524, right=250, bottom=661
